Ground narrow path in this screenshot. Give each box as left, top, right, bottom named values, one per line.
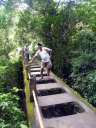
left=30, top=61, right=96, bottom=128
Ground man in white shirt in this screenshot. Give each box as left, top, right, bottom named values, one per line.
left=24, top=43, right=29, bottom=60
left=29, top=42, right=52, bottom=79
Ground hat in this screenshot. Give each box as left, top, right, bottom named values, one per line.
left=37, top=42, right=42, bottom=46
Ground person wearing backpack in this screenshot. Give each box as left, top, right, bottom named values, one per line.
left=29, top=42, right=52, bottom=79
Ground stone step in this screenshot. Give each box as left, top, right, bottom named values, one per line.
left=36, top=80, right=71, bottom=94
left=31, top=68, right=45, bottom=72
left=31, top=72, right=47, bottom=77
left=32, top=62, right=39, bottom=64
left=30, top=66, right=41, bottom=68
left=30, top=62, right=96, bottom=128
left=38, top=93, right=95, bottom=114
left=36, top=76, right=56, bottom=84
left=38, top=93, right=75, bottom=107
left=31, top=68, right=41, bottom=71
left=43, top=112, right=96, bottom=128
left=31, top=64, right=40, bottom=67
left=36, top=83, right=61, bottom=90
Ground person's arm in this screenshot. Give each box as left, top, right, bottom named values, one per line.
left=49, top=49, right=52, bottom=60
left=29, top=56, right=36, bottom=64
left=29, top=50, right=39, bottom=64
left=44, top=47, right=52, bottom=60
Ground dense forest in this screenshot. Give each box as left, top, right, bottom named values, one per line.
left=0, top=0, right=96, bottom=127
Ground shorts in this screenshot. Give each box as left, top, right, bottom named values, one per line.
left=41, top=61, right=52, bottom=69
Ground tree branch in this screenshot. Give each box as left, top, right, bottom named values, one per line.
left=55, top=0, right=61, bottom=10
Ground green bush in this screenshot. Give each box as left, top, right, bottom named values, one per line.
left=70, top=30, right=96, bottom=107
left=0, top=92, right=27, bottom=128
left=0, top=55, right=27, bottom=128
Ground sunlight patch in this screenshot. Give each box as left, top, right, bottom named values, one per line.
left=8, top=48, right=22, bottom=63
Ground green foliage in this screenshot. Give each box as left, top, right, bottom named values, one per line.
left=0, top=43, right=27, bottom=127
left=11, top=87, right=23, bottom=93
left=0, top=2, right=96, bottom=127
left=70, top=30, right=96, bottom=107
left=0, top=58, right=27, bottom=127
left=20, top=124, right=28, bottom=128
left=18, top=0, right=96, bottom=108
left=0, top=66, right=7, bottom=74
left=0, top=92, right=26, bottom=128
left=0, top=60, right=27, bottom=127
left=0, top=1, right=28, bottom=128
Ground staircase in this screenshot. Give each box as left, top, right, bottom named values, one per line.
left=28, top=60, right=96, bottom=128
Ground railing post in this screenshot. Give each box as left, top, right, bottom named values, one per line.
left=24, top=58, right=29, bottom=65
left=29, top=68, right=45, bottom=128
left=29, top=75, right=36, bottom=102
left=26, top=65, right=29, bottom=80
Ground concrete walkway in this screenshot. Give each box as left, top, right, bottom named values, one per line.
left=30, top=61, right=96, bottom=128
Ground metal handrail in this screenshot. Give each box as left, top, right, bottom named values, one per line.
left=32, top=90, right=45, bottom=128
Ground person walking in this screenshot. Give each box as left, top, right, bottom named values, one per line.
left=29, top=42, right=52, bottom=79
left=24, top=43, right=29, bottom=60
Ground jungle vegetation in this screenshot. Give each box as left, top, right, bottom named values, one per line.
left=0, top=0, right=96, bottom=127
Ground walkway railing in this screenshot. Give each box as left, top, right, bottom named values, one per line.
left=32, top=89, right=45, bottom=128
left=24, top=56, right=45, bottom=128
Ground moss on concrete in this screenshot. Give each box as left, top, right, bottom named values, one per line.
left=23, top=62, right=34, bottom=128
left=51, top=72, right=96, bottom=113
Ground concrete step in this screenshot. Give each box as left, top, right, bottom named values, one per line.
left=30, top=61, right=96, bottom=128
left=31, top=68, right=41, bottom=72
left=30, top=66, right=41, bottom=68
left=31, top=68, right=45, bottom=72
left=36, top=83, right=61, bottom=90
left=31, top=64, right=40, bottom=67
left=36, top=76, right=56, bottom=84
left=32, top=62, right=39, bottom=64
left=31, top=72, right=47, bottom=77
left=36, top=81, right=71, bottom=94
left=31, top=68, right=41, bottom=70
left=38, top=93, right=95, bottom=113
left=38, top=93, right=75, bottom=107
left=43, top=112, right=96, bottom=128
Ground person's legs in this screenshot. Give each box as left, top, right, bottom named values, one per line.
left=47, top=68, right=50, bottom=76
left=27, top=53, right=29, bottom=60
left=26, top=53, right=29, bottom=60
left=40, top=67, right=44, bottom=79
left=40, top=62, right=45, bottom=79
left=47, top=61, right=52, bottom=78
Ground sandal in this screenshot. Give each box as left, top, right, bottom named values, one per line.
left=39, top=77, right=43, bottom=80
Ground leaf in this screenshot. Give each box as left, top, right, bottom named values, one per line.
left=20, top=124, right=28, bottom=128
left=11, top=87, right=23, bottom=92
left=0, top=66, right=7, bottom=74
